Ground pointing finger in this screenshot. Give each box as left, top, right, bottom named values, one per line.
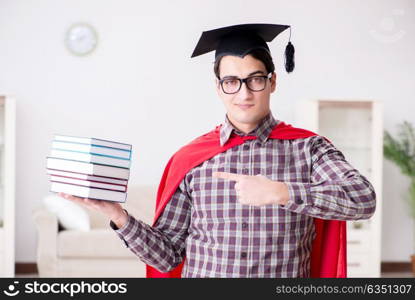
left=213, top=171, right=245, bottom=181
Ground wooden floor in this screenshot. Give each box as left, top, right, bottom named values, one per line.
left=379, top=272, right=414, bottom=278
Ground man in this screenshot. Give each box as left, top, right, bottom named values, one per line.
left=61, top=23, right=376, bottom=277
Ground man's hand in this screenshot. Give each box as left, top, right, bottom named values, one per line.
left=212, top=172, right=289, bottom=206
left=58, top=192, right=128, bottom=229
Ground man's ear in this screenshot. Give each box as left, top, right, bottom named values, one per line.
left=270, top=72, right=277, bottom=93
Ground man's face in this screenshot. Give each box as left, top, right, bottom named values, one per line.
left=216, top=54, right=276, bottom=131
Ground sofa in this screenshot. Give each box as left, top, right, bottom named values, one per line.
left=33, top=185, right=157, bottom=277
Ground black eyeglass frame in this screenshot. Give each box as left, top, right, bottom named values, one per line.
left=218, top=72, right=273, bottom=94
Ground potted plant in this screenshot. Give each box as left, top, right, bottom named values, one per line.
left=383, top=121, right=415, bottom=274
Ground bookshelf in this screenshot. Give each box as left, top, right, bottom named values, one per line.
left=0, top=95, right=16, bottom=277
left=295, top=99, right=383, bottom=277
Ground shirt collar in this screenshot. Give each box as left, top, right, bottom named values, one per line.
left=219, top=112, right=279, bottom=146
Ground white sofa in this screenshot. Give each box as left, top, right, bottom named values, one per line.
left=33, top=185, right=157, bottom=277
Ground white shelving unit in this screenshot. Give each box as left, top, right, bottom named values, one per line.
left=295, top=99, right=383, bottom=277
left=0, top=95, right=16, bottom=277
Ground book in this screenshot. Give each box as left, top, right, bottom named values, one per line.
left=50, top=175, right=127, bottom=192
left=50, top=149, right=131, bottom=168
left=50, top=181, right=127, bottom=202
left=52, top=140, right=131, bottom=160
left=54, top=135, right=131, bottom=151
left=46, top=169, right=128, bottom=185
left=46, top=157, right=130, bottom=180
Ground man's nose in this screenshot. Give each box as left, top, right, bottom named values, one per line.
left=236, top=81, right=253, bottom=100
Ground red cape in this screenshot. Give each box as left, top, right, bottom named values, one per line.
left=146, top=121, right=347, bottom=278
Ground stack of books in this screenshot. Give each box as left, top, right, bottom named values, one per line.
left=46, top=135, right=132, bottom=202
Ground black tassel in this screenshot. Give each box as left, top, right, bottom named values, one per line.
left=285, top=41, right=295, bottom=73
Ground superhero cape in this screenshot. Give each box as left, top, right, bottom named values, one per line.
left=146, top=121, right=347, bottom=278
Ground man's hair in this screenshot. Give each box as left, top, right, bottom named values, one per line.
left=213, top=48, right=275, bottom=79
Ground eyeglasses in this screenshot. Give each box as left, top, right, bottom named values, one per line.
left=218, top=73, right=272, bottom=94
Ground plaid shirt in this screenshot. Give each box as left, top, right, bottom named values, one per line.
left=111, top=112, right=376, bottom=277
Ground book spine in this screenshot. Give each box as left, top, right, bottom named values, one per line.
left=54, top=135, right=132, bottom=151
left=50, top=182, right=127, bottom=202
left=46, top=157, right=130, bottom=180
left=50, top=149, right=131, bottom=168
left=46, top=168, right=128, bottom=184
left=50, top=176, right=127, bottom=192
left=52, top=140, right=131, bottom=158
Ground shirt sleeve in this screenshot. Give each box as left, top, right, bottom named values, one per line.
left=109, top=178, right=191, bottom=273
left=283, top=135, right=376, bottom=220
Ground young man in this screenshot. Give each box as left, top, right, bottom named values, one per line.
left=61, top=23, right=376, bottom=277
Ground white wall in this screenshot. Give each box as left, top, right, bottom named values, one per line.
left=0, top=0, right=414, bottom=263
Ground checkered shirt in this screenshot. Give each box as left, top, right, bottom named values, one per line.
left=110, top=112, right=376, bottom=277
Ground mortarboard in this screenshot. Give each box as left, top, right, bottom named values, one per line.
left=191, top=23, right=295, bottom=73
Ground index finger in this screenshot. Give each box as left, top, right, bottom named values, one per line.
left=213, top=171, right=244, bottom=181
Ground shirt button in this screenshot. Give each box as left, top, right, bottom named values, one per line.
left=242, top=222, right=248, bottom=229
left=241, top=252, right=247, bottom=258
left=295, top=198, right=304, bottom=204
left=242, top=168, right=249, bottom=174
left=243, top=144, right=250, bottom=150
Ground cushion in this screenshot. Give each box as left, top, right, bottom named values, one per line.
left=57, top=229, right=136, bottom=258
left=43, top=193, right=90, bottom=231
left=86, top=184, right=157, bottom=229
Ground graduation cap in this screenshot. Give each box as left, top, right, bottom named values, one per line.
left=191, top=23, right=295, bottom=73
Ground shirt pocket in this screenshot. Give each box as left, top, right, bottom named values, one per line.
left=265, top=157, right=311, bottom=182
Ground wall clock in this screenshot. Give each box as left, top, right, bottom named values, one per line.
left=65, top=23, right=98, bottom=56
